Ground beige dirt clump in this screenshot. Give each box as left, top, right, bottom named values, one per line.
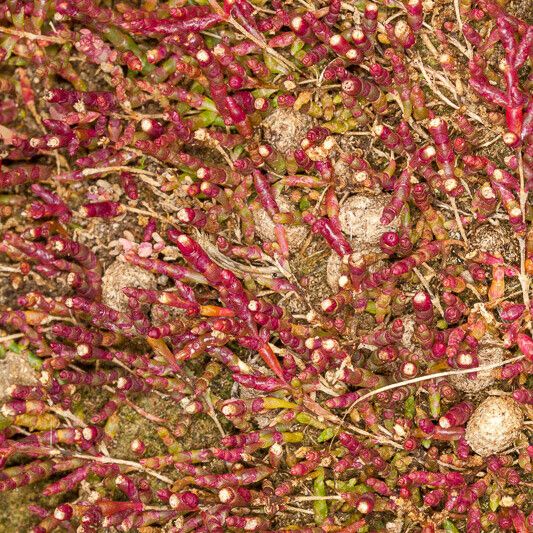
left=332, top=136, right=376, bottom=191
left=469, top=223, right=520, bottom=264
left=400, top=314, right=417, bottom=352
left=0, top=350, right=38, bottom=403
left=252, top=193, right=308, bottom=253
left=101, top=259, right=157, bottom=313
left=326, top=247, right=386, bottom=290
left=326, top=251, right=347, bottom=290
left=261, top=107, right=316, bottom=156
left=339, top=194, right=399, bottom=249
left=465, top=396, right=523, bottom=456
left=450, top=335, right=505, bottom=393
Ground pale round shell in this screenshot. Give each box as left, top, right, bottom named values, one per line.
left=465, top=396, right=523, bottom=456
left=102, top=259, right=157, bottom=312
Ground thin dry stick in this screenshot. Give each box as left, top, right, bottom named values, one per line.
left=205, top=389, right=226, bottom=437
left=194, top=129, right=235, bottom=169
left=207, top=0, right=300, bottom=73
left=0, top=26, right=66, bottom=43
left=284, top=505, right=315, bottom=516
left=420, top=33, right=439, bottom=58
left=343, top=421, right=404, bottom=449
left=450, top=197, right=469, bottom=245
left=122, top=397, right=169, bottom=426
left=0, top=332, right=24, bottom=343
left=478, top=134, right=502, bottom=148
left=80, top=166, right=159, bottom=178
left=297, top=0, right=316, bottom=12
left=517, top=150, right=532, bottom=333
left=344, top=354, right=525, bottom=417
left=71, top=453, right=173, bottom=484
left=122, top=146, right=178, bottom=169
left=415, top=55, right=486, bottom=126
left=293, top=495, right=343, bottom=502
left=453, top=0, right=473, bottom=58
left=425, top=66, right=459, bottom=102
left=415, top=58, right=459, bottom=110
left=195, top=230, right=281, bottom=275
left=421, top=22, right=469, bottom=59
left=122, top=205, right=176, bottom=226
left=300, top=395, right=406, bottom=450
left=50, top=407, right=87, bottom=428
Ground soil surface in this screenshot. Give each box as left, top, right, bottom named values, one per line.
left=0, top=0, right=532, bottom=530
